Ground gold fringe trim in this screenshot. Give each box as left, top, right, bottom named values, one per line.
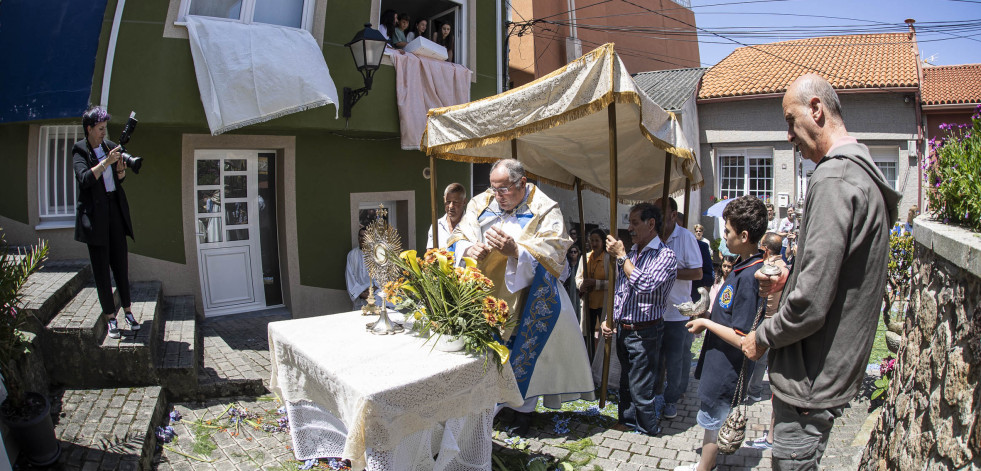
left=426, top=89, right=694, bottom=164
left=427, top=44, right=614, bottom=118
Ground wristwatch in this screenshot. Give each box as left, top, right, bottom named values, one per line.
left=616, top=256, right=627, bottom=267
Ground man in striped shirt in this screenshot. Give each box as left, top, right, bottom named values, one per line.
left=601, top=202, right=678, bottom=436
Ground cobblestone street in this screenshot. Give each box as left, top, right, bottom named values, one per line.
left=151, top=312, right=879, bottom=470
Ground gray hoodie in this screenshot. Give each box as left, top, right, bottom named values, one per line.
left=756, top=142, right=902, bottom=409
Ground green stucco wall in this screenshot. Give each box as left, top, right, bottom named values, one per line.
left=295, top=135, right=469, bottom=288
left=120, top=126, right=187, bottom=263
left=0, top=123, right=30, bottom=224
left=0, top=0, right=498, bottom=293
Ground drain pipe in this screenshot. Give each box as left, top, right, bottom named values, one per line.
left=907, top=18, right=924, bottom=209
left=100, top=0, right=127, bottom=107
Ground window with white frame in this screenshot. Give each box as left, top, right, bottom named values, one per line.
left=717, top=148, right=774, bottom=201
left=870, top=146, right=899, bottom=190
left=38, top=125, right=84, bottom=224
left=177, top=0, right=316, bottom=32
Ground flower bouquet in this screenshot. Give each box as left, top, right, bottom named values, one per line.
left=383, top=248, right=514, bottom=366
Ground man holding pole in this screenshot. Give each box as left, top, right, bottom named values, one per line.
left=601, top=202, right=677, bottom=436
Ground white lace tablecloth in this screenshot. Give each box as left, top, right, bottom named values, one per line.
left=268, top=311, right=524, bottom=471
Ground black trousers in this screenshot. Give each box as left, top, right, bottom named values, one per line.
left=86, top=192, right=131, bottom=316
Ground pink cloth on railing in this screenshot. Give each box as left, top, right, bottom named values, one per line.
left=390, top=52, right=472, bottom=150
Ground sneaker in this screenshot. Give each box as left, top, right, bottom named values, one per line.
left=744, top=394, right=763, bottom=404
left=125, top=312, right=140, bottom=331
left=746, top=432, right=773, bottom=450
left=107, top=319, right=121, bottom=339
left=662, top=403, right=678, bottom=419
left=674, top=464, right=715, bottom=471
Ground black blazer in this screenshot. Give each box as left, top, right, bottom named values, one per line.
left=73, top=138, right=134, bottom=246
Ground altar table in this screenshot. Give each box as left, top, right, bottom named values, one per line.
left=268, top=311, right=524, bottom=471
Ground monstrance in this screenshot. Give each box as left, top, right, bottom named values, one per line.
left=362, top=205, right=404, bottom=334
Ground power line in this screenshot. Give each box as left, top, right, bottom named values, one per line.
left=618, top=0, right=919, bottom=93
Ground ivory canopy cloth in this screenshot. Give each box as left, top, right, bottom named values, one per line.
left=390, top=51, right=472, bottom=150
left=185, top=16, right=339, bottom=135
left=421, top=43, right=702, bottom=201
left=268, top=311, right=524, bottom=470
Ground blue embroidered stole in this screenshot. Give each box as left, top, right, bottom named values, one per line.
left=507, top=264, right=562, bottom=398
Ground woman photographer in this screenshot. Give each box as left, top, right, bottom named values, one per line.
left=73, top=106, right=137, bottom=340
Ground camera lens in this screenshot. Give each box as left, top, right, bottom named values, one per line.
left=122, top=153, right=143, bottom=174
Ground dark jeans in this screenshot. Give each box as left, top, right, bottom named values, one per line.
left=86, top=193, right=131, bottom=316
left=586, top=307, right=603, bottom=360
left=658, top=320, right=693, bottom=404
left=616, top=322, right=663, bottom=436
left=771, top=396, right=843, bottom=470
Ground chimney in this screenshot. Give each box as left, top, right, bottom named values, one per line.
left=905, top=18, right=916, bottom=40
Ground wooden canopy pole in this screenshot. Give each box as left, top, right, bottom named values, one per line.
left=575, top=178, right=591, bottom=360
left=661, top=154, right=672, bottom=209
left=599, top=103, right=618, bottom=408
left=683, top=178, right=691, bottom=228
left=429, top=154, right=439, bottom=249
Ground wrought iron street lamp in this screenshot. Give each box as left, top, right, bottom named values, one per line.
left=343, top=23, right=388, bottom=118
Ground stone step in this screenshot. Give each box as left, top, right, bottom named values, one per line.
left=44, top=281, right=163, bottom=388
left=195, top=327, right=267, bottom=400
left=51, top=386, right=167, bottom=471
left=18, top=259, right=91, bottom=332
left=155, top=296, right=198, bottom=400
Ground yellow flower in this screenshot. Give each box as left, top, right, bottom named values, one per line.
left=400, top=284, right=419, bottom=295
left=436, top=253, right=451, bottom=275
left=488, top=341, right=510, bottom=364
left=462, top=257, right=477, bottom=268
left=400, top=250, right=421, bottom=275
left=413, top=311, right=423, bottom=320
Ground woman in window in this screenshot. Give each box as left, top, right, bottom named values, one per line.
left=379, top=9, right=407, bottom=49
left=72, top=106, right=137, bottom=340
left=435, top=22, right=454, bottom=62
left=406, top=18, right=427, bottom=43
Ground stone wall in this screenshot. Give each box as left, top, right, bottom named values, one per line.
left=861, top=217, right=981, bottom=470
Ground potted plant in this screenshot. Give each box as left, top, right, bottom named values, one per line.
left=0, top=229, right=58, bottom=466
left=383, top=248, right=514, bottom=367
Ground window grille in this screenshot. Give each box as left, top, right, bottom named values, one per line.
left=38, top=125, right=83, bottom=221
left=717, top=148, right=774, bottom=201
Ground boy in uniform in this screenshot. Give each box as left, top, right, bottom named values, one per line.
left=674, top=195, right=769, bottom=471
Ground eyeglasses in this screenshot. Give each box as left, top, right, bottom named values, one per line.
left=491, top=181, right=519, bottom=195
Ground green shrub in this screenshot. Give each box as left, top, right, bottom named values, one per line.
left=924, top=105, right=981, bottom=231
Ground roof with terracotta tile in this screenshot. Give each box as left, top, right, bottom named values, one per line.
left=698, top=33, right=919, bottom=100
left=922, top=64, right=981, bottom=105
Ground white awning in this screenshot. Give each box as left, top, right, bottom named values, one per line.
left=422, top=43, right=702, bottom=201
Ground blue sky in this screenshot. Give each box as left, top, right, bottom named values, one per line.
left=693, top=0, right=981, bottom=66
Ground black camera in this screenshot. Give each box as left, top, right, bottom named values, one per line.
left=117, top=111, right=143, bottom=174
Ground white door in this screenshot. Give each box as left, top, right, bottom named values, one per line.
left=194, top=150, right=266, bottom=316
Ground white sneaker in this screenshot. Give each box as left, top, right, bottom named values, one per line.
left=124, top=312, right=140, bottom=331
left=107, top=319, right=121, bottom=339
left=674, top=464, right=716, bottom=471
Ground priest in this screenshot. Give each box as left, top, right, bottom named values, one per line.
left=448, top=159, right=595, bottom=418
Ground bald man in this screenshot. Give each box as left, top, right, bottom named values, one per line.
left=740, top=74, right=901, bottom=469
